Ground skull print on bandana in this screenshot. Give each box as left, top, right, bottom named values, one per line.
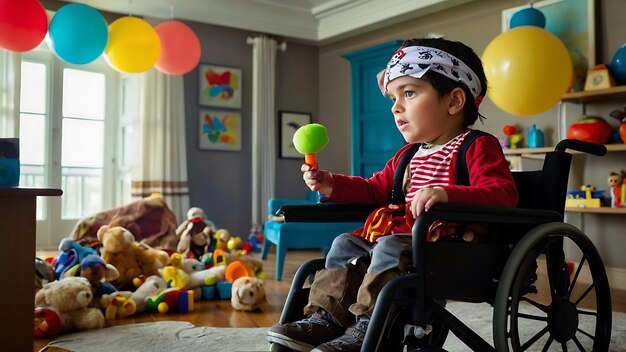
left=382, top=46, right=482, bottom=99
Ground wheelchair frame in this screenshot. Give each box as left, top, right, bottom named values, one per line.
left=273, top=139, right=612, bottom=352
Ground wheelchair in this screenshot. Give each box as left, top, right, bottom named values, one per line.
left=270, top=139, right=612, bottom=352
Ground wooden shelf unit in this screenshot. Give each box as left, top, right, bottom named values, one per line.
left=561, top=85, right=626, bottom=103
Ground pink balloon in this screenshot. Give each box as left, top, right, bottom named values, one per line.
left=0, top=0, right=48, bottom=52
left=155, top=21, right=201, bottom=75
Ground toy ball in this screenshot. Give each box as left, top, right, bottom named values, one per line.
left=482, top=26, right=572, bottom=116
left=104, top=16, right=161, bottom=74
left=48, top=3, right=108, bottom=65
left=509, top=7, right=546, bottom=29
left=567, top=115, right=612, bottom=144
left=609, top=43, right=626, bottom=85
left=0, top=0, right=48, bottom=52
left=155, top=20, right=201, bottom=75
left=293, top=123, right=329, bottom=154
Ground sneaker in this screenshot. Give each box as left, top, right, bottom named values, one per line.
left=311, top=317, right=369, bottom=352
left=267, top=311, right=345, bottom=352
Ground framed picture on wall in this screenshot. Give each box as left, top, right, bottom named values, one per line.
left=198, top=109, right=242, bottom=151
left=279, top=111, right=311, bottom=158
left=198, top=64, right=242, bottom=108
left=502, top=0, right=596, bottom=91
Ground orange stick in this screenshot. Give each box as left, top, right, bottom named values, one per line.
left=304, top=153, right=318, bottom=170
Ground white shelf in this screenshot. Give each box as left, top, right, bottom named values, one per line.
left=566, top=207, right=626, bottom=214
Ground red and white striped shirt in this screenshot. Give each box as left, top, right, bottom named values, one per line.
left=405, top=130, right=470, bottom=203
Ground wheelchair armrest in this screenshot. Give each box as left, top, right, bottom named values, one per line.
left=414, top=202, right=563, bottom=232
left=279, top=203, right=377, bottom=223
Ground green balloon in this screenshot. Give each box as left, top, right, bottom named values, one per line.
left=292, top=123, right=329, bottom=154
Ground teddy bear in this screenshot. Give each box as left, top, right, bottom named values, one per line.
left=231, top=276, right=266, bottom=311
left=176, top=207, right=216, bottom=260
left=97, top=225, right=170, bottom=289
left=34, top=277, right=105, bottom=334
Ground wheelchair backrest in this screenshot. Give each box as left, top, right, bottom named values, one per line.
left=511, top=150, right=573, bottom=216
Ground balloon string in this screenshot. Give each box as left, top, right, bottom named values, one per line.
left=170, top=5, right=174, bottom=19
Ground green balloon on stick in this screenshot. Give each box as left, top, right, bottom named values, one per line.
left=292, top=123, right=329, bottom=170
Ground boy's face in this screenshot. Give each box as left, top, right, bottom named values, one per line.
left=386, top=76, right=462, bottom=144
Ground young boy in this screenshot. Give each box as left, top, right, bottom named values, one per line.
left=267, top=37, right=518, bottom=352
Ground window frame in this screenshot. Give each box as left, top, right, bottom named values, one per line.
left=21, top=48, right=123, bottom=248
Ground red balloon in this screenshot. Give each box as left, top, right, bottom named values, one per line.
left=155, top=20, right=201, bottom=75
left=0, top=0, right=48, bottom=52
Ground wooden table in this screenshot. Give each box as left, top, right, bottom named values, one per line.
left=0, top=187, right=62, bottom=351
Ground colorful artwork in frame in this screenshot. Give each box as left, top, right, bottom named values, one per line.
left=199, top=110, right=241, bottom=151
left=502, top=0, right=596, bottom=92
left=198, top=64, right=242, bottom=108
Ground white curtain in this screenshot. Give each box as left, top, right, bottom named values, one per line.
left=249, top=35, right=285, bottom=225
left=0, top=51, right=20, bottom=138
left=131, top=69, right=190, bottom=222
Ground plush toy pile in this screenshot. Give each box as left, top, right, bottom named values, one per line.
left=34, top=206, right=267, bottom=338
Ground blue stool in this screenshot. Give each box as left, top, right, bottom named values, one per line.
left=262, top=193, right=364, bottom=281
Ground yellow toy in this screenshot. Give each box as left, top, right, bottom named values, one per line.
left=565, top=184, right=602, bottom=208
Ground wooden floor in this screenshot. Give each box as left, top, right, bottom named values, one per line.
left=33, top=248, right=323, bottom=351
left=34, top=247, right=626, bottom=351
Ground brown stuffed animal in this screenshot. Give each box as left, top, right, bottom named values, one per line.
left=35, top=277, right=105, bottom=334
left=97, top=225, right=169, bottom=289
left=231, top=276, right=266, bottom=311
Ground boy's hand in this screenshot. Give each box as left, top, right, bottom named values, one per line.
left=410, top=187, right=448, bottom=218
left=301, top=164, right=333, bottom=196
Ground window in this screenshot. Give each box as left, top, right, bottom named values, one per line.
left=19, top=48, right=134, bottom=247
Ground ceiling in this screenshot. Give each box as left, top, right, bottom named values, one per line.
left=65, top=0, right=475, bottom=44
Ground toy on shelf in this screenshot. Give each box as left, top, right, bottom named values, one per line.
left=609, top=107, right=626, bottom=144
left=293, top=123, right=329, bottom=170
left=608, top=170, right=626, bottom=208
left=565, top=184, right=605, bottom=208
left=567, top=115, right=612, bottom=144
left=502, top=125, right=523, bottom=149
left=527, top=124, right=545, bottom=148
left=176, top=207, right=216, bottom=260
left=34, top=277, right=105, bottom=336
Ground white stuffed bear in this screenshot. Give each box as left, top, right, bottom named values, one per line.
left=231, top=276, right=266, bottom=311
left=35, top=277, right=105, bottom=333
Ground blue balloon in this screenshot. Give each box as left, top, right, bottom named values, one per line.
left=48, top=4, right=108, bottom=65
left=510, top=7, right=546, bottom=29
left=609, top=44, right=626, bottom=85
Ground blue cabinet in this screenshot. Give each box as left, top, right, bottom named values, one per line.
left=343, top=40, right=405, bottom=177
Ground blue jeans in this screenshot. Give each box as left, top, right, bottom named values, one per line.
left=304, top=233, right=413, bottom=327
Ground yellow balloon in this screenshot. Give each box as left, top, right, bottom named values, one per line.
left=105, top=17, right=161, bottom=74
left=482, top=26, right=572, bottom=116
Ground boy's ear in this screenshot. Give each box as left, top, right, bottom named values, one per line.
left=448, top=87, right=466, bottom=115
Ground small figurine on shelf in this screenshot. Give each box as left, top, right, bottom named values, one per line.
left=502, top=125, right=523, bottom=149
left=608, top=170, right=626, bottom=208
left=527, top=124, right=545, bottom=148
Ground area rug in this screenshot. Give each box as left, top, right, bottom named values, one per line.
left=40, top=302, right=626, bottom=352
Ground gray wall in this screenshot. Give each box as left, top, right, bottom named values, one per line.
left=183, top=21, right=318, bottom=238
left=316, top=0, right=626, bottom=270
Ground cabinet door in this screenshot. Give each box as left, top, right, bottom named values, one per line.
left=344, top=40, right=405, bottom=177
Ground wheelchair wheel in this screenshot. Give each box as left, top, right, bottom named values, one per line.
left=493, top=222, right=612, bottom=352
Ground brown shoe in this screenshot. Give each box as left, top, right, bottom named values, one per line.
left=311, top=318, right=368, bottom=352
left=267, top=311, right=345, bottom=352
